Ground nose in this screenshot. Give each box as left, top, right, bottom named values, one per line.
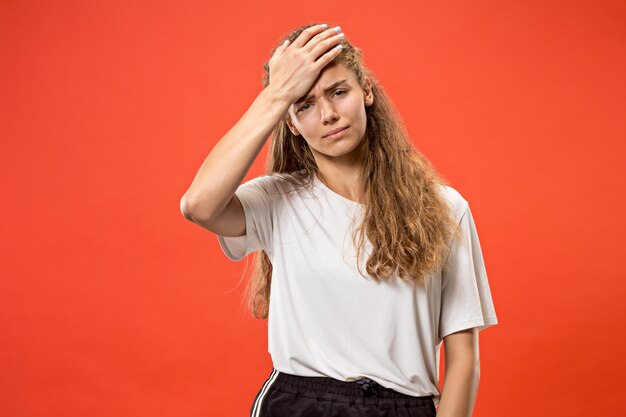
left=319, top=98, right=339, bottom=124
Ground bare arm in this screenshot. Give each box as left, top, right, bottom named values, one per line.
left=180, top=86, right=289, bottom=224
left=180, top=24, right=345, bottom=232
left=436, top=328, right=481, bottom=417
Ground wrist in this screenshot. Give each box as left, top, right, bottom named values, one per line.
left=262, top=86, right=293, bottom=109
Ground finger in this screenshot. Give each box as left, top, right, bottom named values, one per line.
left=303, top=26, right=342, bottom=54
left=291, top=24, right=328, bottom=49
left=279, top=39, right=290, bottom=50
left=275, top=39, right=290, bottom=56
left=270, top=39, right=290, bottom=61
left=310, top=33, right=345, bottom=62
left=313, top=43, right=344, bottom=70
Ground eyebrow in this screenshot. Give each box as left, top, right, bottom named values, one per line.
left=294, top=79, right=349, bottom=105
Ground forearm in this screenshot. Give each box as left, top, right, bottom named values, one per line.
left=181, top=86, right=290, bottom=221
left=436, top=362, right=480, bottom=417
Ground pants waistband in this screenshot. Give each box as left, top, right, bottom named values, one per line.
left=270, top=370, right=434, bottom=407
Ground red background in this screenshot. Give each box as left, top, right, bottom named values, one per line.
left=1, top=1, right=625, bottom=416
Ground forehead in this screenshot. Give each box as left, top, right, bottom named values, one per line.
left=289, top=63, right=357, bottom=114
left=313, top=62, right=356, bottom=87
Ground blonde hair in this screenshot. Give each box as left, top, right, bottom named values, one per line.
left=239, top=23, right=462, bottom=319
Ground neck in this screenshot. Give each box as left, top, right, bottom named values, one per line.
left=315, top=164, right=365, bottom=204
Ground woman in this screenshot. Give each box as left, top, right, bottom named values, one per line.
left=181, top=22, right=498, bottom=417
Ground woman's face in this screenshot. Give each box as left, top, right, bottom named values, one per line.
left=286, top=62, right=374, bottom=162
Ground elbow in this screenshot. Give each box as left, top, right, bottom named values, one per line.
left=180, top=194, right=196, bottom=222
left=465, top=350, right=481, bottom=379
left=180, top=192, right=205, bottom=223
left=444, top=351, right=480, bottom=376
left=468, top=356, right=480, bottom=376
left=470, top=360, right=481, bottom=385
left=180, top=193, right=216, bottom=224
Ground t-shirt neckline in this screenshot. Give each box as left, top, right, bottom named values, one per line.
left=313, top=173, right=365, bottom=207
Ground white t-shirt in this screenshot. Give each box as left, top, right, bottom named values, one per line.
left=217, top=171, right=498, bottom=407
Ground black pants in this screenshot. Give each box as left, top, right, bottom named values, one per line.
left=250, top=368, right=437, bottom=417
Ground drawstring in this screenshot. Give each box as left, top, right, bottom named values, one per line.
left=355, top=378, right=380, bottom=397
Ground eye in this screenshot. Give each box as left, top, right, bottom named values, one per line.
left=297, top=103, right=311, bottom=113
left=296, top=90, right=347, bottom=113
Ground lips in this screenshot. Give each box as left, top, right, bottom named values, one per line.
left=323, top=126, right=349, bottom=138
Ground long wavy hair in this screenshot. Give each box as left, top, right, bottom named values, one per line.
left=239, top=23, right=463, bottom=319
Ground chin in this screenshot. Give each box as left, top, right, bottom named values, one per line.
left=324, top=142, right=363, bottom=158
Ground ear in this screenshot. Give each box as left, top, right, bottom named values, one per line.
left=286, top=117, right=301, bottom=136
left=363, top=78, right=374, bottom=107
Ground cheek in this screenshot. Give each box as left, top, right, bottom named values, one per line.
left=349, top=102, right=367, bottom=126
left=294, top=118, right=315, bottom=135
left=347, top=95, right=366, bottom=116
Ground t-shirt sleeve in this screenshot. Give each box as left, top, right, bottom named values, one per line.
left=438, top=204, right=498, bottom=341
left=216, top=176, right=274, bottom=261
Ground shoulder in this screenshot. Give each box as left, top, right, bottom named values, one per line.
left=240, top=171, right=308, bottom=195
left=436, top=183, right=470, bottom=223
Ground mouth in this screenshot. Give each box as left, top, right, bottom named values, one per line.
left=323, top=126, right=350, bottom=138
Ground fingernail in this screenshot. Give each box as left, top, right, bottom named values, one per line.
left=334, top=26, right=341, bottom=32
left=321, top=24, right=328, bottom=28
